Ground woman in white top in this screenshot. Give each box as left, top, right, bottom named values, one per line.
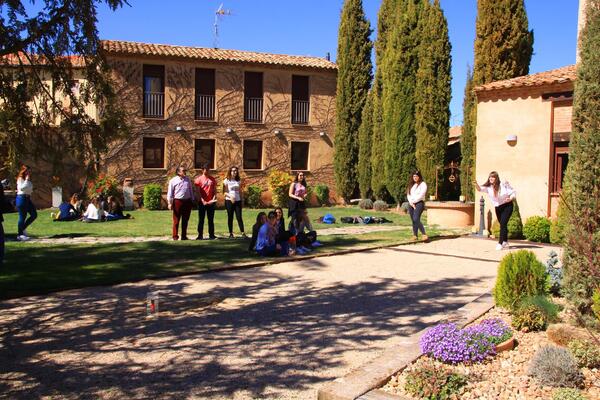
left=82, top=197, right=107, bottom=222
left=406, top=170, right=428, bottom=241
left=15, top=165, right=37, bottom=241
left=474, top=171, right=516, bottom=250
left=223, top=166, right=246, bottom=238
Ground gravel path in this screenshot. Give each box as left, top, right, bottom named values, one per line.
left=0, top=238, right=560, bottom=399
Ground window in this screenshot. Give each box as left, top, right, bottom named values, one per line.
left=243, top=140, right=263, bottom=170
left=244, top=72, right=263, bottom=123
left=195, top=68, right=215, bottom=120
left=292, top=75, right=309, bottom=124
left=291, top=142, right=309, bottom=171
left=143, top=64, right=165, bottom=118
left=194, top=139, right=216, bottom=169
left=143, top=137, right=165, bottom=169
left=551, top=143, right=569, bottom=193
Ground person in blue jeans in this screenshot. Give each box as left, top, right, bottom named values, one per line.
left=15, top=165, right=37, bottom=241
left=256, top=211, right=288, bottom=257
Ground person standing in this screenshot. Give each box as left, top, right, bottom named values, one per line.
left=223, top=166, right=246, bottom=238
left=474, top=171, right=516, bottom=250
left=288, top=171, right=307, bottom=217
left=15, top=165, right=37, bottom=241
left=167, top=166, right=195, bottom=240
left=194, top=163, right=217, bottom=240
left=407, top=170, right=428, bottom=241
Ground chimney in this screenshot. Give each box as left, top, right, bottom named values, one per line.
left=576, top=0, right=589, bottom=63
left=325, top=52, right=331, bottom=61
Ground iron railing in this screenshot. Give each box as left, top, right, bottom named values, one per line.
left=195, top=94, right=215, bottom=121
left=292, top=100, right=309, bottom=124
left=143, top=92, right=164, bottom=118
left=244, top=97, right=263, bottom=123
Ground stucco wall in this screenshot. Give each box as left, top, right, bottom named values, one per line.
left=102, top=55, right=337, bottom=203
left=474, top=82, right=572, bottom=229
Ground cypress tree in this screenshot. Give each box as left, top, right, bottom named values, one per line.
left=382, top=0, right=421, bottom=203
left=414, top=0, right=452, bottom=192
left=460, top=67, right=476, bottom=200
left=461, top=0, right=534, bottom=200
left=561, top=0, right=600, bottom=318
left=334, top=0, right=373, bottom=202
left=358, top=89, right=374, bottom=198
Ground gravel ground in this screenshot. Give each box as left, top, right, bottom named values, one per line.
left=383, top=307, right=600, bottom=400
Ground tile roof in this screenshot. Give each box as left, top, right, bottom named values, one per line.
left=474, top=65, right=576, bottom=92
left=1, top=52, right=86, bottom=67
left=100, top=40, right=337, bottom=71
left=448, top=126, right=462, bottom=145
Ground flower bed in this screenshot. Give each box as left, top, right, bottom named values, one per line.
left=382, top=307, right=600, bottom=399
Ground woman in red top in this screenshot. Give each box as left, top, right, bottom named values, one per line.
left=194, top=163, right=217, bottom=240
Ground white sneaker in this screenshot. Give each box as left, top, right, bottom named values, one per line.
left=495, top=243, right=503, bottom=251
left=17, top=235, right=30, bottom=242
left=502, top=242, right=509, bottom=250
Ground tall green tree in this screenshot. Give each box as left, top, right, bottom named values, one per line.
left=460, top=67, right=476, bottom=199
left=414, top=0, right=452, bottom=191
left=461, top=0, right=534, bottom=199
left=382, top=0, right=421, bottom=203
left=561, top=0, right=600, bottom=319
left=334, top=0, right=373, bottom=201
left=370, top=0, right=397, bottom=200
left=0, top=0, right=128, bottom=179
left=357, top=89, right=374, bottom=197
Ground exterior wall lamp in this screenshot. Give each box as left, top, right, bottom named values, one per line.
left=506, top=134, right=517, bottom=145
left=274, top=129, right=283, bottom=136
left=319, top=131, right=326, bottom=137
left=226, top=127, right=234, bottom=134
left=175, top=126, right=184, bottom=132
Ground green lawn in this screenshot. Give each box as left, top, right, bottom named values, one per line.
left=2, top=206, right=415, bottom=238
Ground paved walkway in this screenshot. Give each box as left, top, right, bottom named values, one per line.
left=22, top=224, right=412, bottom=245
left=0, top=238, right=560, bottom=400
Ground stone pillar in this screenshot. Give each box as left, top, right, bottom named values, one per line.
left=52, top=186, right=62, bottom=208
left=123, top=178, right=134, bottom=210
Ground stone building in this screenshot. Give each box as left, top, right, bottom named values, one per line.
left=473, top=65, right=575, bottom=226
left=99, top=40, right=338, bottom=205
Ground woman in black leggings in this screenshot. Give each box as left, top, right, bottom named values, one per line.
left=223, top=166, right=246, bottom=238
left=406, top=170, right=428, bottom=241
left=474, top=171, right=516, bottom=250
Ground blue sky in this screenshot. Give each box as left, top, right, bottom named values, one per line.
left=97, top=0, right=579, bottom=127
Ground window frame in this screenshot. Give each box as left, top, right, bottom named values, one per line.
left=290, top=141, right=310, bottom=172
left=142, top=64, right=165, bottom=119
left=194, top=138, right=216, bottom=170
left=550, top=142, right=569, bottom=194
left=242, top=140, right=263, bottom=170
left=142, top=136, right=166, bottom=169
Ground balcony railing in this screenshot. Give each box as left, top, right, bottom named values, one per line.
left=244, top=97, right=263, bottom=123
left=143, top=92, right=164, bottom=118
left=292, top=100, right=310, bottom=124
left=195, top=94, right=215, bottom=121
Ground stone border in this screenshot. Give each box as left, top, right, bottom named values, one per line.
left=316, top=292, right=495, bottom=400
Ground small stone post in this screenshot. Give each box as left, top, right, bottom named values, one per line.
left=478, top=196, right=486, bottom=236
left=123, top=178, right=134, bottom=210
left=51, top=186, right=62, bottom=208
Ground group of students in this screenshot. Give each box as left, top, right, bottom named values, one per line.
left=52, top=193, right=131, bottom=224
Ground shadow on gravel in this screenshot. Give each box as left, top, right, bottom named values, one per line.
left=0, top=270, right=485, bottom=399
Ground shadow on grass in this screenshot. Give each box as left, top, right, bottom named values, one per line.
left=0, top=269, right=488, bottom=399
left=0, top=235, right=390, bottom=300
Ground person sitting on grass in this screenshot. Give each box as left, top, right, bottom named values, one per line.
left=248, top=212, right=267, bottom=252
left=106, top=196, right=132, bottom=221
left=256, top=211, right=288, bottom=257
left=274, top=207, right=291, bottom=244
left=52, top=195, right=80, bottom=222
left=289, top=209, right=321, bottom=254
left=82, top=197, right=106, bottom=222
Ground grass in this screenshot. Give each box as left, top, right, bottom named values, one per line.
left=2, top=206, right=415, bottom=238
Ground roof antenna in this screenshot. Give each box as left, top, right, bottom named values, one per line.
left=214, top=3, right=233, bottom=49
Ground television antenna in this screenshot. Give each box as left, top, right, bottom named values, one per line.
left=214, top=3, right=233, bottom=48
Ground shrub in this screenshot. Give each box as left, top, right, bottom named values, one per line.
left=420, top=323, right=495, bottom=364
left=373, top=200, right=388, bottom=211
left=550, top=218, right=566, bottom=245
left=528, top=345, right=584, bottom=388
left=143, top=184, right=163, bottom=210
left=404, top=360, right=467, bottom=400
left=314, top=184, right=329, bottom=206
left=523, top=216, right=552, bottom=243
left=592, top=288, right=600, bottom=322
left=267, top=170, right=292, bottom=208
left=244, top=185, right=263, bottom=208
left=517, top=295, right=561, bottom=323
left=546, top=251, right=563, bottom=295
left=358, top=198, right=373, bottom=209
left=552, top=388, right=588, bottom=400
left=512, top=305, right=548, bottom=332
left=87, top=175, right=119, bottom=199
left=493, top=250, right=548, bottom=310
left=547, top=324, right=589, bottom=347
left=568, top=339, right=600, bottom=369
